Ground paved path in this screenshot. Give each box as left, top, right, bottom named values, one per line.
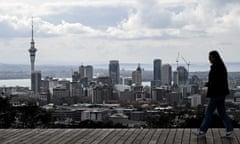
left=0, top=128, right=239, bottom=144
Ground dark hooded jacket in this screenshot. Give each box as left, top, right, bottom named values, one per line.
left=206, top=62, right=229, bottom=97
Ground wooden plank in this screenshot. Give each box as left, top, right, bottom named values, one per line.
left=96, top=129, right=119, bottom=144
left=0, top=131, right=7, bottom=144
left=157, top=129, right=170, bottom=144
left=212, top=128, right=222, bottom=144
left=74, top=129, right=101, bottom=144
left=83, top=129, right=114, bottom=144
left=181, top=128, right=190, bottom=144
left=21, top=129, right=57, bottom=144
left=51, top=129, right=75, bottom=144
left=165, top=129, right=177, bottom=144
left=14, top=129, right=43, bottom=144
left=50, top=129, right=75, bottom=144
left=79, top=129, right=103, bottom=144
left=124, top=129, right=142, bottom=144
left=1, top=129, right=27, bottom=143
left=174, top=129, right=183, bottom=144
left=203, top=129, right=213, bottom=144
left=38, top=129, right=65, bottom=144
left=62, top=129, right=90, bottom=144
left=132, top=129, right=149, bottom=144
left=56, top=129, right=85, bottom=144
left=141, top=129, right=157, bottom=144
left=2, top=128, right=239, bottom=144
left=0, top=129, right=18, bottom=138
left=189, top=129, right=198, bottom=144
left=219, top=128, right=239, bottom=144
left=0, top=129, right=23, bottom=143
left=91, top=129, right=115, bottom=144
left=115, top=129, right=135, bottom=144
left=233, top=128, right=240, bottom=144
left=44, top=129, right=72, bottom=144
left=2, top=129, right=34, bottom=144
left=197, top=133, right=207, bottom=144
left=34, top=129, right=61, bottom=144
left=147, top=129, right=162, bottom=144
left=107, top=129, right=128, bottom=144
left=98, top=129, right=124, bottom=144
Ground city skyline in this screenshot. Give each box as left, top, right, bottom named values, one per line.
left=0, top=0, right=240, bottom=66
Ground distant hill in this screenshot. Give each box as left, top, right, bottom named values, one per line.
left=0, top=64, right=75, bottom=79
left=1, top=63, right=239, bottom=81
left=0, top=64, right=153, bottom=80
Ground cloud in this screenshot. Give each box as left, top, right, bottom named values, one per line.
left=0, top=0, right=240, bottom=66
left=1, top=0, right=240, bottom=39
left=41, top=6, right=130, bottom=30
left=0, top=1, right=131, bottom=38
left=36, top=19, right=104, bottom=37
left=0, top=15, right=30, bottom=37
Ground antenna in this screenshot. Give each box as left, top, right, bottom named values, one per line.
left=176, top=52, right=180, bottom=69
left=31, top=17, right=34, bottom=42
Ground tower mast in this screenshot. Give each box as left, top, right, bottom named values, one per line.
left=29, top=17, right=37, bottom=73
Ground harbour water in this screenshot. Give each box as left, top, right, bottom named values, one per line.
left=0, top=79, right=30, bottom=87
left=0, top=78, right=71, bottom=88
left=0, top=62, right=239, bottom=87
left=0, top=78, right=151, bottom=88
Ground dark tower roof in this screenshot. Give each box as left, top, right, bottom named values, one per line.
left=136, top=63, right=141, bottom=71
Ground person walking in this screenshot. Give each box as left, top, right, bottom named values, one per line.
left=195, top=50, right=233, bottom=137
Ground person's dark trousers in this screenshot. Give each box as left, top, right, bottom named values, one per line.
left=200, top=96, right=233, bottom=133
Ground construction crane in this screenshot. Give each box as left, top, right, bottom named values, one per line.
left=181, top=55, right=190, bottom=73
left=176, top=52, right=190, bottom=73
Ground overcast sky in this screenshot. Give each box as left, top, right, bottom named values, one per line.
left=0, top=0, right=240, bottom=67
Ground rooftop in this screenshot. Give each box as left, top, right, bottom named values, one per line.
left=0, top=128, right=239, bottom=144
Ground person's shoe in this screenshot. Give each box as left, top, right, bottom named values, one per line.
left=221, top=131, right=233, bottom=138
left=193, top=130, right=206, bottom=137
left=224, top=131, right=233, bottom=138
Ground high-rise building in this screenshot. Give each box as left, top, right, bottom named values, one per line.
left=109, top=60, right=120, bottom=85
left=29, top=18, right=37, bottom=73
left=132, top=64, right=142, bottom=86
left=132, top=85, right=144, bottom=101
left=40, top=78, right=50, bottom=104
left=93, top=85, right=112, bottom=104
left=31, top=71, right=41, bottom=94
left=97, top=75, right=111, bottom=85
left=154, top=59, right=161, bottom=80
left=161, top=64, right=172, bottom=85
left=85, top=65, right=93, bottom=81
left=173, top=71, right=179, bottom=86
left=71, top=82, right=83, bottom=103
left=152, top=59, right=162, bottom=87
left=177, top=66, right=188, bottom=85
left=72, top=71, right=80, bottom=82
left=79, top=65, right=93, bottom=81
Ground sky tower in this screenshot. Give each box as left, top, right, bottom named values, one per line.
left=29, top=18, right=37, bottom=73
left=29, top=18, right=41, bottom=93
